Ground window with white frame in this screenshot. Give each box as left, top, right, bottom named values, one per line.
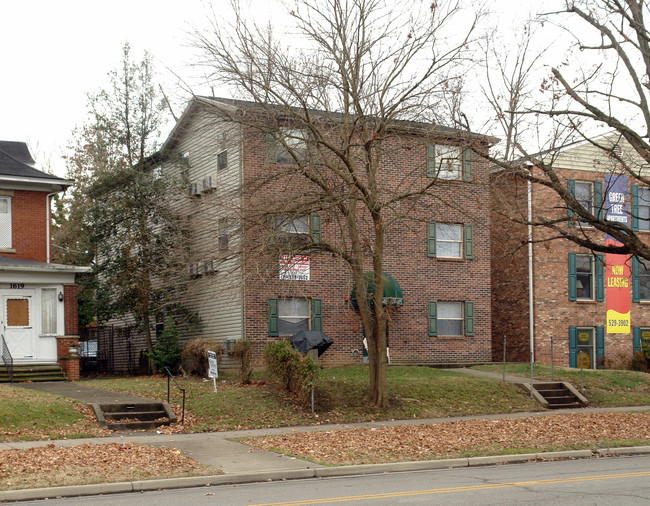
left=435, top=223, right=462, bottom=258
left=278, top=298, right=310, bottom=335
left=277, top=128, right=308, bottom=164
left=435, top=145, right=461, bottom=180
left=437, top=302, right=463, bottom=336
left=41, top=288, right=58, bottom=335
left=576, top=254, right=594, bottom=301
left=0, top=196, right=11, bottom=248
left=574, top=181, right=593, bottom=226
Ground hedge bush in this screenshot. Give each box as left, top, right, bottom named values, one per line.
left=264, top=339, right=318, bottom=405
left=232, top=337, right=253, bottom=384
left=181, top=338, right=224, bottom=377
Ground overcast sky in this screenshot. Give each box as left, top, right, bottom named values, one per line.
left=1, top=0, right=553, bottom=177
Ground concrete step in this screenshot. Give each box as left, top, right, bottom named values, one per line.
left=90, top=402, right=177, bottom=431
left=533, top=381, right=586, bottom=409
left=0, top=364, right=66, bottom=382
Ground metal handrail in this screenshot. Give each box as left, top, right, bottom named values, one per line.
left=164, top=366, right=185, bottom=424
left=1, top=334, right=13, bottom=383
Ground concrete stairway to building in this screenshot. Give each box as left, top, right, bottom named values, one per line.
left=90, top=402, right=177, bottom=431
left=0, top=363, right=66, bottom=383
left=532, top=381, right=587, bottom=409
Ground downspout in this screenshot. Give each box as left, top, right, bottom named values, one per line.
left=527, top=178, right=534, bottom=362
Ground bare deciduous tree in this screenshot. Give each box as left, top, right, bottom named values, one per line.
left=476, top=0, right=650, bottom=260
left=192, top=0, right=483, bottom=408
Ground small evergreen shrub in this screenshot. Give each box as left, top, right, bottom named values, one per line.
left=264, top=339, right=318, bottom=405
left=182, top=338, right=224, bottom=377
left=232, top=337, right=253, bottom=384
left=150, top=316, right=182, bottom=373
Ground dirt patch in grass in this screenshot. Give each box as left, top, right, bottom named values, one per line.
left=246, top=411, right=650, bottom=465
left=0, top=442, right=220, bottom=491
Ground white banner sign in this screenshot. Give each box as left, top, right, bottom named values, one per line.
left=279, top=255, right=310, bottom=281
left=207, top=350, right=219, bottom=379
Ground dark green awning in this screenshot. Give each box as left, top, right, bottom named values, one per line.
left=350, top=272, right=404, bottom=308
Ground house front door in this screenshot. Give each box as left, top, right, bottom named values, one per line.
left=2, top=292, right=35, bottom=360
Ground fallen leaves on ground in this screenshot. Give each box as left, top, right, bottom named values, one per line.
left=246, top=412, right=650, bottom=465
left=0, top=442, right=220, bottom=490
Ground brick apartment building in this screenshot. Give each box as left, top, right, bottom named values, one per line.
left=491, top=135, right=650, bottom=369
left=156, top=97, right=495, bottom=367
left=0, top=141, right=88, bottom=379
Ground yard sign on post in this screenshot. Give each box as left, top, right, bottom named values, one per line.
left=208, top=350, right=218, bottom=393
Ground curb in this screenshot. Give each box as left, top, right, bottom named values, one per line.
left=3, top=447, right=650, bottom=502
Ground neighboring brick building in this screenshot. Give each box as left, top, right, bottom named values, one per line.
left=0, top=141, right=88, bottom=378
left=158, top=97, right=495, bottom=367
left=491, top=135, right=650, bottom=369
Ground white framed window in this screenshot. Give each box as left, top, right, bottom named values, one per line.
left=436, top=224, right=462, bottom=258
left=0, top=196, right=11, bottom=248
left=437, top=302, right=463, bottom=336
left=574, top=181, right=593, bottom=227
left=435, top=145, right=461, bottom=180
left=41, top=288, right=58, bottom=335
left=576, top=254, right=594, bottom=301
left=278, top=298, right=310, bottom=336
left=576, top=327, right=596, bottom=369
left=152, top=166, right=163, bottom=180
left=277, top=128, right=308, bottom=164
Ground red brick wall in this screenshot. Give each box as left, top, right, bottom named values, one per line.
left=64, top=284, right=80, bottom=336
left=490, top=172, right=531, bottom=362
left=5, top=190, right=50, bottom=262
left=240, top=128, right=493, bottom=366
left=57, top=336, right=80, bottom=381
left=493, top=166, right=650, bottom=368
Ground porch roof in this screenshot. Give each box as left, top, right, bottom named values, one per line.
left=0, top=256, right=91, bottom=274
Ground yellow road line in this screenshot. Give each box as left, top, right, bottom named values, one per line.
left=248, top=470, right=650, bottom=506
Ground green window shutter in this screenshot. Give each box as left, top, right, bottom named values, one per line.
left=265, top=132, right=277, bottom=164
left=568, top=253, right=577, bottom=301
left=428, top=301, right=437, bottom=337
left=596, top=254, right=605, bottom=302
left=464, top=301, right=475, bottom=337
left=268, top=298, right=279, bottom=337
left=595, top=181, right=604, bottom=220
left=427, top=222, right=436, bottom=258
left=596, top=326, right=605, bottom=368
left=632, top=185, right=639, bottom=231
left=633, top=256, right=640, bottom=303
left=567, top=179, right=576, bottom=225
left=569, top=326, right=577, bottom=368
left=462, top=148, right=473, bottom=182
left=310, top=214, right=322, bottom=252
left=463, top=223, right=474, bottom=259
left=426, top=144, right=436, bottom=177
left=633, top=327, right=641, bottom=353
left=311, top=298, right=323, bottom=331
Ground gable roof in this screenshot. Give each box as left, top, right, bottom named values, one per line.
left=161, top=96, right=498, bottom=152
left=0, top=141, right=72, bottom=190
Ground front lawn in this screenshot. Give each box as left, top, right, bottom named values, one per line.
left=82, top=366, right=544, bottom=431
left=472, top=363, right=650, bottom=406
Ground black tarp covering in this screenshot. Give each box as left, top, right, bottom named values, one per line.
left=290, top=330, right=334, bottom=356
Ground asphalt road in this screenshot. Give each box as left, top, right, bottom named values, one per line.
left=16, top=454, right=650, bottom=505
